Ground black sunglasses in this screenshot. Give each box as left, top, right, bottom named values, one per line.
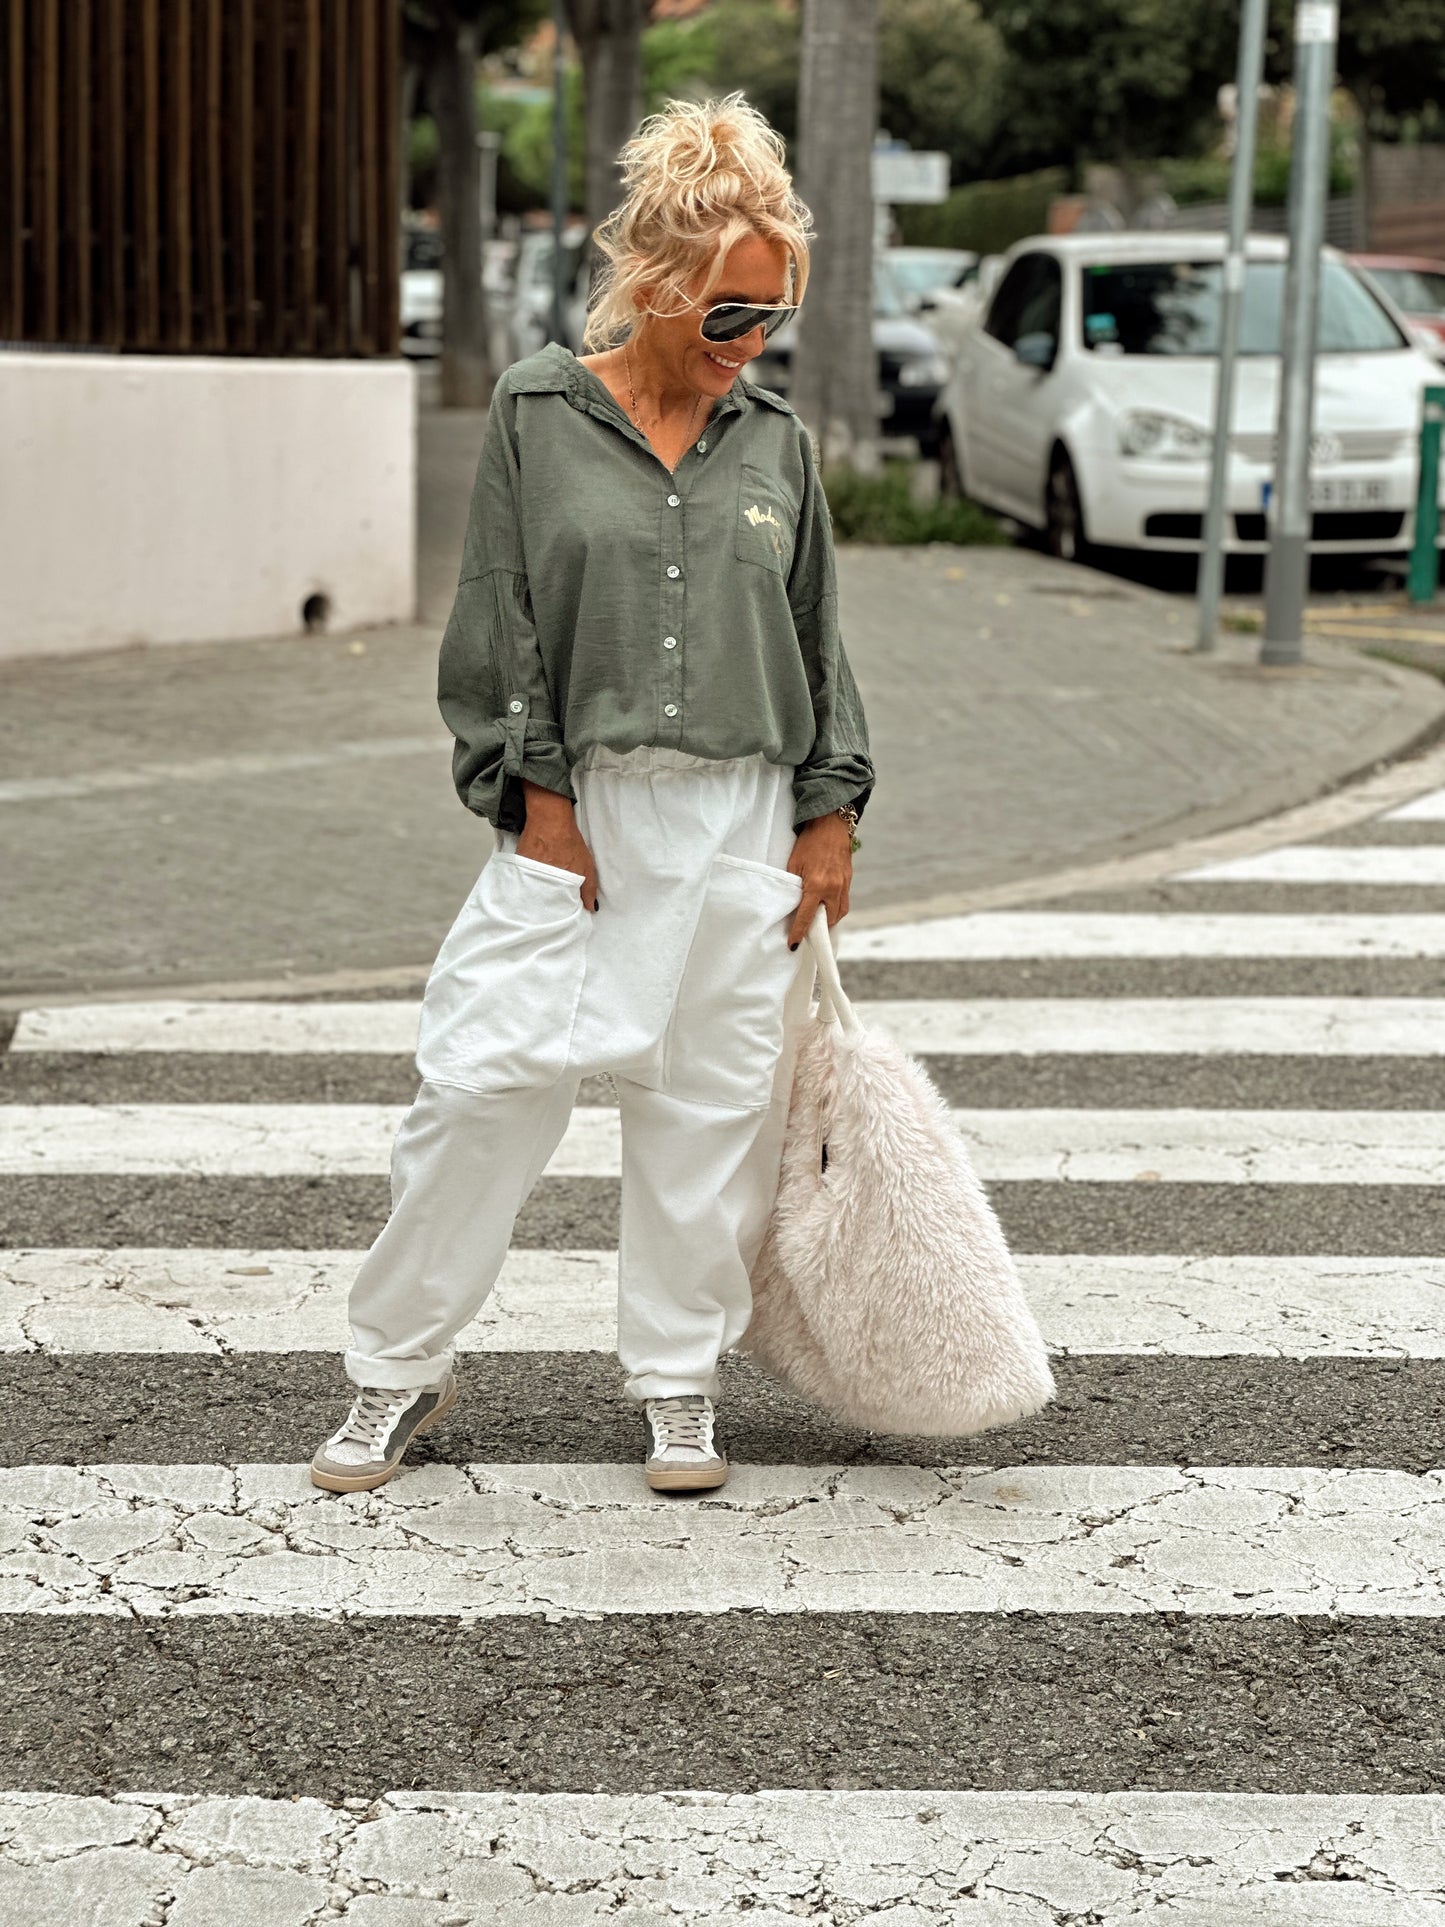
left=698, top=300, right=799, bottom=344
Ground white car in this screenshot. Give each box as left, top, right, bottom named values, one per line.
left=400, top=227, right=444, bottom=357
left=937, top=231, right=1442, bottom=561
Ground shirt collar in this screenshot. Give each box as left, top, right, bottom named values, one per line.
left=512, top=340, right=791, bottom=424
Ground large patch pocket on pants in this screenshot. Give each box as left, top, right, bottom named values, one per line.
left=661, top=852, right=805, bottom=1110
left=415, top=850, right=589, bottom=1093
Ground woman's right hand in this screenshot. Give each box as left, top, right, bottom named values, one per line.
left=517, top=781, right=599, bottom=910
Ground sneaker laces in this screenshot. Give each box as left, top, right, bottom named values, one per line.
left=330, top=1384, right=413, bottom=1457
left=648, top=1394, right=714, bottom=1459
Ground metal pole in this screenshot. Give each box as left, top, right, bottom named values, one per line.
left=1260, top=0, right=1338, bottom=666
left=1409, top=385, right=1445, bottom=604
left=550, top=0, right=569, bottom=346
left=1194, top=0, right=1268, bottom=653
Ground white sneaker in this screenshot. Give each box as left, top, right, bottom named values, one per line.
left=310, top=1375, right=457, bottom=1492
left=643, top=1394, right=729, bottom=1492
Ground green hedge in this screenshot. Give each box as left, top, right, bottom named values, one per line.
left=1156, top=140, right=1354, bottom=208
left=893, top=142, right=1354, bottom=256
left=823, top=461, right=1004, bottom=546
left=895, top=168, right=1067, bottom=257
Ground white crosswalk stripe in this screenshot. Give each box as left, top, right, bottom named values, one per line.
left=1178, top=846, right=1445, bottom=885
left=6, top=1249, right=1442, bottom=1356
left=1385, top=785, right=1445, bottom=821
left=6, top=1100, right=1444, bottom=1180
left=4, top=1789, right=1443, bottom=1923
left=6, top=774, right=1445, bottom=1906
left=16, top=992, right=1445, bottom=1054
left=841, top=910, right=1445, bottom=959
left=6, top=1459, right=1445, bottom=1620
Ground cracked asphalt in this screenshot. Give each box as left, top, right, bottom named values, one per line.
left=5, top=544, right=1445, bottom=1912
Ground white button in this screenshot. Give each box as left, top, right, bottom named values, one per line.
left=508, top=700, right=523, bottom=713
left=697, top=439, right=707, bottom=451
left=666, top=564, right=681, bottom=579
left=663, top=635, right=677, bottom=649
left=663, top=703, right=679, bottom=718
left=667, top=493, right=680, bottom=507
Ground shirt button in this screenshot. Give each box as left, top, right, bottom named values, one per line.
left=667, top=493, right=680, bottom=507
left=508, top=700, right=523, bottom=714
left=663, top=703, right=679, bottom=718
left=697, top=439, right=707, bottom=452
left=666, top=564, right=681, bottom=579
left=663, top=635, right=678, bottom=649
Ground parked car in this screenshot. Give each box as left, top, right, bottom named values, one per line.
left=508, top=225, right=591, bottom=362
left=399, top=227, right=517, bottom=370
left=749, top=256, right=951, bottom=456
left=1352, top=253, right=1445, bottom=362
left=400, top=226, right=443, bottom=357
left=936, top=231, right=1442, bottom=562
left=884, top=245, right=979, bottom=311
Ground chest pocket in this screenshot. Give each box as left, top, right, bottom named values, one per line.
left=735, top=463, right=796, bottom=576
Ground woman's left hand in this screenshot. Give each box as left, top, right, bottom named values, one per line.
left=786, top=811, right=853, bottom=950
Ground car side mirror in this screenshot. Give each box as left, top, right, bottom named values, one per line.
left=1014, top=331, right=1057, bottom=371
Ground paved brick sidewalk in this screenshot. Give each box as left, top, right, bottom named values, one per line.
left=1, top=409, right=1441, bottom=1002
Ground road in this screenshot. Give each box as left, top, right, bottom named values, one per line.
left=2, top=740, right=1445, bottom=1919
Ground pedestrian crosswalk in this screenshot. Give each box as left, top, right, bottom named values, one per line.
left=3, top=779, right=1445, bottom=1919
left=16, top=989, right=1445, bottom=1051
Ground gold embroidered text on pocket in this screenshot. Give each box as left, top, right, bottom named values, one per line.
left=735, top=463, right=795, bottom=575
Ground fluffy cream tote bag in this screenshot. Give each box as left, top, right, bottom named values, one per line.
left=743, top=910, right=1056, bottom=1436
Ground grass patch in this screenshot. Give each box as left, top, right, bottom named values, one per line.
left=823, top=460, right=1005, bottom=546
left=1220, top=611, right=1262, bottom=634
left=1363, top=644, right=1445, bottom=685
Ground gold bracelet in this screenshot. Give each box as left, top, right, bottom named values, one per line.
left=835, top=803, right=861, bottom=853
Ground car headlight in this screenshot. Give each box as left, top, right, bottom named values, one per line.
left=1119, top=411, right=1211, bottom=460
left=895, top=355, right=950, bottom=388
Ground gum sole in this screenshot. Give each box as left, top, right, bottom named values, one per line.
left=310, top=1380, right=459, bottom=1493
left=645, top=1459, right=730, bottom=1493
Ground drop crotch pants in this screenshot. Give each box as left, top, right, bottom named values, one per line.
left=344, top=1064, right=798, bottom=1402
left=343, top=746, right=810, bottom=1402
left=343, top=1071, right=580, bottom=1394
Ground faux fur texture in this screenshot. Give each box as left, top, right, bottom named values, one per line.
left=743, top=1012, right=1056, bottom=1437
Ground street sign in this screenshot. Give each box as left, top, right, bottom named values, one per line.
left=871, top=148, right=949, bottom=205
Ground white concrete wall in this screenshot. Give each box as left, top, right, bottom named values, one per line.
left=0, top=352, right=416, bottom=659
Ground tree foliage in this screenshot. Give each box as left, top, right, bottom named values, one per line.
left=1314, top=0, right=1445, bottom=130
left=877, top=0, right=1005, bottom=176
left=974, top=0, right=1237, bottom=175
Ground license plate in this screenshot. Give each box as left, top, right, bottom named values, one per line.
left=1260, top=477, right=1389, bottom=510
left=1311, top=476, right=1386, bottom=509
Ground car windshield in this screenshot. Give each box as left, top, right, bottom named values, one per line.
left=1367, top=265, right=1445, bottom=314
left=873, top=260, right=912, bottom=317
left=404, top=229, right=443, bottom=272
left=1080, top=258, right=1405, bottom=355
left=888, top=252, right=971, bottom=300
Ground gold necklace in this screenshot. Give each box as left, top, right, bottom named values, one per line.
left=624, top=341, right=701, bottom=461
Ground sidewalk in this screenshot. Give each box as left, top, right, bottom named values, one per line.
left=2, top=408, right=1442, bottom=1001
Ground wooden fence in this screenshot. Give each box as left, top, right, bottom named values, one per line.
left=1, top=0, right=400, bottom=357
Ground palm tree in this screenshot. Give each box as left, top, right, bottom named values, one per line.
left=790, top=0, right=880, bottom=474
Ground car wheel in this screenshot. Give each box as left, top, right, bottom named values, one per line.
left=1045, top=449, right=1088, bottom=564
left=937, top=420, right=967, bottom=499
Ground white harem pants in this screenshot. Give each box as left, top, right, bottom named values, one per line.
left=345, top=746, right=813, bottom=1401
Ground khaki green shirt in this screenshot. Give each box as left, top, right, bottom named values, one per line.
left=438, top=340, right=874, bottom=831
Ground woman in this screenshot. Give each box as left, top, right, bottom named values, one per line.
left=311, top=93, right=873, bottom=1497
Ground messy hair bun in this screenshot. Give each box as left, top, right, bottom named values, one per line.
left=584, top=92, right=813, bottom=350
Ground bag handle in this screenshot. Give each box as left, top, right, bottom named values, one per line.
left=807, top=905, right=864, bottom=1042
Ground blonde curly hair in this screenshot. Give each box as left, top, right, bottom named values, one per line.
left=583, top=92, right=813, bottom=351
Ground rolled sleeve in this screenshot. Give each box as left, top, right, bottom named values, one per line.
left=436, top=374, right=574, bottom=831
left=786, top=432, right=875, bottom=829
